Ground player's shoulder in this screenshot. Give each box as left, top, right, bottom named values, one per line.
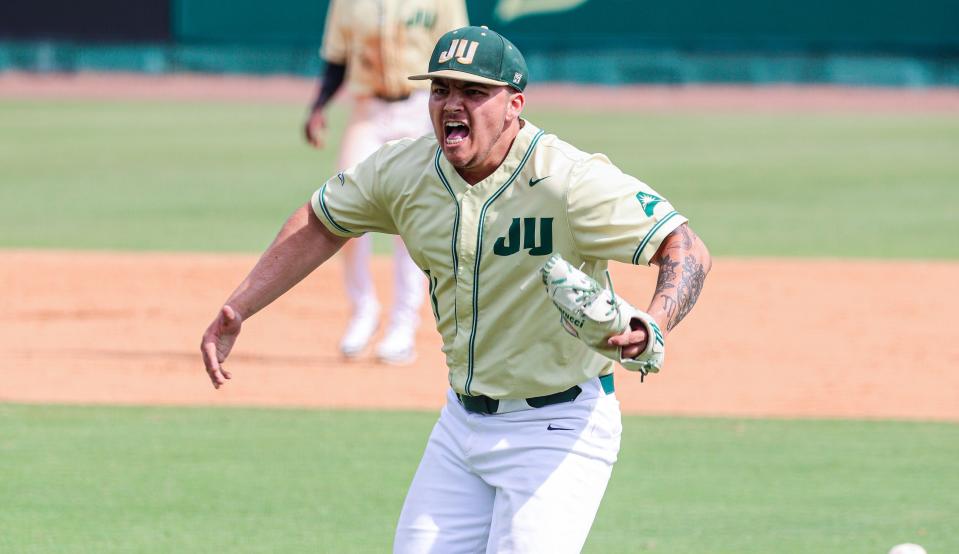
left=370, top=133, right=438, bottom=168
left=529, top=123, right=618, bottom=178
left=358, top=133, right=440, bottom=192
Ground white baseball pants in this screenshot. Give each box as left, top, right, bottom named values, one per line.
left=394, top=377, right=622, bottom=553
left=338, top=91, right=432, bottom=325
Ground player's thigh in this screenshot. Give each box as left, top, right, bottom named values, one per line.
left=484, top=397, right=622, bottom=553
left=394, top=407, right=495, bottom=553
left=487, top=448, right=614, bottom=554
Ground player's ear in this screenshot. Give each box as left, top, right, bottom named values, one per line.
left=506, top=91, right=525, bottom=122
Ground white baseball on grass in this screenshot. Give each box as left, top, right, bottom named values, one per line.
left=888, top=543, right=927, bottom=554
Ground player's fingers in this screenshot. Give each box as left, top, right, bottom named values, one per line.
left=609, top=329, right=648, bottom=359
left=304, top=119, right=319, bottom=144
left=201, top=338, right=218, bottom=370
left=217, top=343, right=233, bottom=380
left=304, top=117, right=325, bottom=149
left=620, top=342, right=646, bottom=359
left=607, top=328, right=647, bottom=347
left=201, top=340, right=226, bottom=388
left=311, top=122, right=326, bottom=148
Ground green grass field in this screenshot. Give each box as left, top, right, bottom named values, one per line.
left=1, top=99, right=957, bottom=258
left=2, top=98, right=958, bottom=552
left=2, top=405, right=956, bottom=553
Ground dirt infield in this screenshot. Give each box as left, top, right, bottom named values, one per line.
left=2, top=250, right=957, bottom=421
left=3, top=71, right=959, bottom=112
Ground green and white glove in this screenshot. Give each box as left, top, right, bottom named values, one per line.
left=541, top=254, right=664, bottom=375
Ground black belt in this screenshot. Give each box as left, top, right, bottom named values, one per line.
left=374, top=93, right=411, bottom=102
left=458, top=374, right=614, bottom=415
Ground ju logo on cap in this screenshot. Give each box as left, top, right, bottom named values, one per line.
left=437, top=39, right=479, bottom=65
left=409, top=26, right=528, bottom=92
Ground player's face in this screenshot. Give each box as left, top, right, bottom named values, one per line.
left=429, top=78, right=524, bottom=183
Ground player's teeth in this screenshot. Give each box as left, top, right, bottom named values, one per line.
left=444, top=122, right=469, bottom=145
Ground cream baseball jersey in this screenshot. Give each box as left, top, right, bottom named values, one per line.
left=321, top=0, right=468, bottom=98
left=311, top=121, right=688, bottom=399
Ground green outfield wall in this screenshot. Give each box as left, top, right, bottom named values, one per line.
left=171, top=0, right=959, bottom=51
left=2, top=0, right=958, bottom=85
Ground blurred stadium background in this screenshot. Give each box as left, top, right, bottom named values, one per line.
left=2, top=0, right=958, bottom=85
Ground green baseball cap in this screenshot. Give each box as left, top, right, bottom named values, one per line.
left=409, top=26, right=528, bottom=92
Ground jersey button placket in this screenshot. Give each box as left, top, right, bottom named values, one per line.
left=453, top=191, right=481, bottom=376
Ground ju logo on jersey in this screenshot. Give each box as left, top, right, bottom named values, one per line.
left=437, top=39, right=479, bottom=64
left=493, top=217, right=553, bottom=256
left=405, top=9, right=437, bottom=29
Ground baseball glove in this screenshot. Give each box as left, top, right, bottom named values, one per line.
left=541, top=254, right=664, bottom=376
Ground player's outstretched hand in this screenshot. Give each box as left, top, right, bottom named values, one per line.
left=200, top=305, right=243, bottom=389
left=304, top=109, right=327, bottom=149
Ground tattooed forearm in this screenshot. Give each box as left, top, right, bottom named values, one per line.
left=668, top=255, right=706, bottom=330
left=660, top=295, right=678, bottom=326
left=654, top=257, right=679, bottom=293
left=653, top=252, right=706, bottom=331
left=654, top=252, right=706, bottom=331
left=649, top=224, right=711, bottom=332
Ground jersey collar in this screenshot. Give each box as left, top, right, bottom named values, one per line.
left=436, top=119, right=541, bottom=194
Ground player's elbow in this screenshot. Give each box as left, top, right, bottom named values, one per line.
left=653, top=223, right=711, bottom=273
left=692, top=232, right=712, bottom=277
left=694, top=230, right=713, bottom=275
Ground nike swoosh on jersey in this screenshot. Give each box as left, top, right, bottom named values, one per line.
left=528, top=175, right=550, bottom=187
left=546, top=424, right=574, bottom=431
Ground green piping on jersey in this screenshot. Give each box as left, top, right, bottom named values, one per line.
left=318, top=182, right=354, bottom=235
left=433, top=148, right=461, bottom=336
left=433, top=149, right=461, bottom=278
left=464, top=129, right=544, bottom=395
left=631, top=210, right=679, bottom=265
left=424, top=269, right=440, bottom=323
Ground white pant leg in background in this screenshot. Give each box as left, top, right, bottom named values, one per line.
left=380, top=91, right=430, bottom=329
left=337, top=98, right=387, bottom=317
left=337, top=93, right=430, bottom=327
left=394, top=379, right=622, bottom=553
left=390, top=238, right=423, bottom=329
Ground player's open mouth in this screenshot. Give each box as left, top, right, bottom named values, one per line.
left=444, top=121, right=470, bottom=146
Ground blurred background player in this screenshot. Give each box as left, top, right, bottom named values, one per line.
left=303, top=0, right=468, bottom=364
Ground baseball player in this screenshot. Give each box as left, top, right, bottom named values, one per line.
left=204, top=26, right=711, bottom=552
left=304, top=0, right=468, bottom=364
